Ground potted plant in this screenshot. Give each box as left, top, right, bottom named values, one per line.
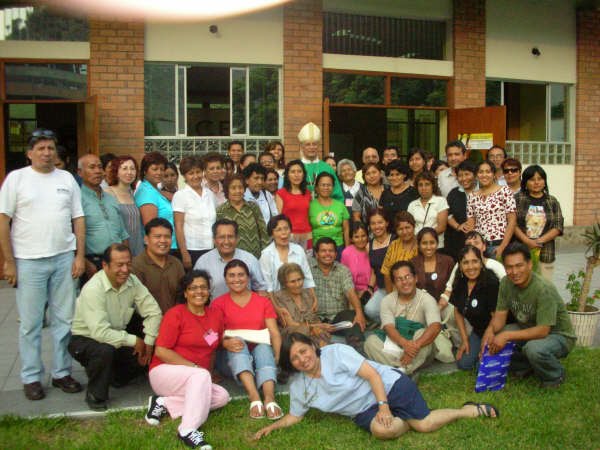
left=566, top=222, right=600, bottom=346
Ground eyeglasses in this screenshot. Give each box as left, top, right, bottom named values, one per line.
left=28, top=129, right=57, bottom=146
left=187, top=285, right=209, bottom=292
left=394, top=273, right=414, bottom=283
left=503, top=168, right=520, bottom=174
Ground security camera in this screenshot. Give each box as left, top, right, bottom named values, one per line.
left=531, top=47, right=541, bottom=56
left=209, top=25, right=218, bottom=34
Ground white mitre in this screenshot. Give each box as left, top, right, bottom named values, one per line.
left=297, top=122, right=321, bottom=143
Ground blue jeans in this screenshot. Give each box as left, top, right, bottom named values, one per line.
left=456, top=332, right=482, bottom=371
left=510, top=333, right=572, bottom=382
left=364, top=289, right=388, bottom=322
left=16, top=251, right=76, bottom=383
left=227, top=343, right=277, bottom=389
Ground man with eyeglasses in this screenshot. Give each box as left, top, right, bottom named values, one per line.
left=194, top=218, right=267, bottom=298
left=0, top=129, right=86, bottom=401
left=132, top=218, right=184, bottom=314
left=364, top=261, right=441, bottom=376
left=78, top=154, right=129, bottom=283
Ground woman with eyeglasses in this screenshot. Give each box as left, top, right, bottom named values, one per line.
left=213, top=259, right=283, bottom=420
left=147, top=270, right=230, bottom=450
left=135, top=151, right=177, bottom=250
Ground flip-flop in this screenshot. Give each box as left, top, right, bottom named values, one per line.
left=264, top=401, right=284, bottom=420
left=463, top=401, right=500, bottom=419
left=249, top=400, right=265, bottom=419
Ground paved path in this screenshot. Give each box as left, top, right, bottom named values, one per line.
left=0, top=244, right=598, bottom=418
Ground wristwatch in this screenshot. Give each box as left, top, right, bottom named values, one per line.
left=377, top=400, right=388, bottom=406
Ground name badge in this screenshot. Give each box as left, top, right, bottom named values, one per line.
left=431, top=272, right=438, bottom=281
left=204, top=329, right=219, bottom=346
left=471, top=299, right=478, bottom=308
left=345, top=198, right=353, bottom=207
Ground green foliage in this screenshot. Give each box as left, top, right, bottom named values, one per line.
left=565, top=270, right=600, bottom=311
left=2, top=348, right=600, bottom=449
left=7, top=6, right=88, bottom=41
left=583, top=222, right=600, bottom=259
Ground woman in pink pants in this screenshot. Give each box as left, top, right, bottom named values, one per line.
left=146, top=270, right=230, bottom=450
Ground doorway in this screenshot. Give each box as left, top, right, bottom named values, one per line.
left=4, top=103, right=79, bottom=174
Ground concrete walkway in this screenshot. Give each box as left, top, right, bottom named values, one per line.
left=0, top=243, right=598, bottom=418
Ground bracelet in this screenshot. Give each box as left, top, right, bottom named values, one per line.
left=377, top=400, right=388, bottom=406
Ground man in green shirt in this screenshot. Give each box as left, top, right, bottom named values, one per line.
left=483, top=243, right=575, bottom=388
left=298, top=122, right=343, bottom=201
left=69, top=243, right=162, bottom=410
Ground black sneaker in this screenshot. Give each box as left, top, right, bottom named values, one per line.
left=178, top=430, right=212, bottom=450
left=145, top=395, right=166, bottom=425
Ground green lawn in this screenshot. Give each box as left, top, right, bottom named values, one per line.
left=2, top=348, right=599, bottom=450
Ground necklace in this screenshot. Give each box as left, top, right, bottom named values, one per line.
left=303, top=373, right=318, bottom=404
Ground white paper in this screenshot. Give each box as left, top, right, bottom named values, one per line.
left=224, top=328, right=271, bottom=345
left=330, top=320, right=353, bottom=331
left=382, top=337, right=404, bottom=359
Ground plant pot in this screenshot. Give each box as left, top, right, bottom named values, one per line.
left=568, top=306, right=600, bottom=347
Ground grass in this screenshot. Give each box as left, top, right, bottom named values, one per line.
left=1, top=348, right=600, bottom=449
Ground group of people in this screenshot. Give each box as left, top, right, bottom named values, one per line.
left=0, top=123, right=575, bottom=449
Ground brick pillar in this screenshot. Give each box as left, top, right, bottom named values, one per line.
left=88, top=20, right=145, bottom=161
left=283, top=0, right=323, bottom=159
left=574, top=9, right=600, bottom=226
left=449, top=0, right=486, bottom=109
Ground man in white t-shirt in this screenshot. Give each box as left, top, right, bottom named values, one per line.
left=0, top=129, right=86, bottom=401
left=438, top=141, right=467, bottom=197
left=364, top=261, right=441, bottom=375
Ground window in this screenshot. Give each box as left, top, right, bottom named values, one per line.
left=391, top=78, right=447, bottom=107
left=487, top=80, right=571, bottom=143
left=323, top=12, right=446, bottom=60
left=324, top=72, right=385, bottom=104
left=144, top=63, right=281, bottom=137
left=5, top=63, right=88, bottom=100
left=0, top=6, right=88, bottom=41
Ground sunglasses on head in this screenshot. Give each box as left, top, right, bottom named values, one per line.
left=503, top=167, right=520, bottom=174
left=31, top=129, right=56, bottom=139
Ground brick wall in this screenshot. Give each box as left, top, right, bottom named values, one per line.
left=574, top=9, right=600, bottom=226
left=283, top=0, right=323, bottom=160
left=449, top=0, right=486, bottom=109
left=88, top=20, right=145, bottom=162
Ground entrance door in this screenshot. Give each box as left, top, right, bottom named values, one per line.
left=77, top=96, right=99, bottom=156
left=447, top=105, right=506, bottom=159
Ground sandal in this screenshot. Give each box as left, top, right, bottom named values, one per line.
left=463, top=401, right=500, bottom=418
left=249, top=400, right=265, bottom=419
left=264, top=401, right=284, bottom=420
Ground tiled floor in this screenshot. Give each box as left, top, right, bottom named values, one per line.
left=0, top=243, right=597, bottom=418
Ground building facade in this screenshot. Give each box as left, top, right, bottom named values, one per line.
left=0, top=0, right=598, bottom=225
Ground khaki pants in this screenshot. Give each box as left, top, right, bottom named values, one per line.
left=364, top=328, right=434, bottom=375
left=539, top=262, right=554, bottom=283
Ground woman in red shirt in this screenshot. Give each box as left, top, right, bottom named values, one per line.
left=212, top=259, right=283, bottom=420
left=146, top=270, right=230, bottom=450
left=275, top=160, right=312, bottom=250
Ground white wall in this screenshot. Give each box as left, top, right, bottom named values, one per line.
left=0, top=41, right=89, bottom=59
left=486, top=0, right=576, bottom=83
left=145, top=8, right=283, bottom=64
left=323, top=54, right=453, bottom=77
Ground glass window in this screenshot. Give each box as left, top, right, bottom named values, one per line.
left=486, top=80, right=502, bottom=106
left=186, top=66, right=230, bottom=137
left=0, top=6, right=88, bottom=41
left=386, top=109, right=440, bottom=158
left=5, top=63, right=87, bottom=100
left=231, top=68, right=247, bottom=135
left=249, top=67, right=279, bottom=136
left=549, top=84, right=567, bottom=142
left=144, top=64, right=176, bottom=136
left=323, top=12, right=445, bottom=60
left=391, top=78, right=447, bottom=107
left=324, top=72, right=385, bottom=104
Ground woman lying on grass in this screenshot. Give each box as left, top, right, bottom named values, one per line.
left=254, top=333, right=499, bottom=441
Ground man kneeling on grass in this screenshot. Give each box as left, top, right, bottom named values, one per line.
left=254, top=333, right=498, bottom=441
